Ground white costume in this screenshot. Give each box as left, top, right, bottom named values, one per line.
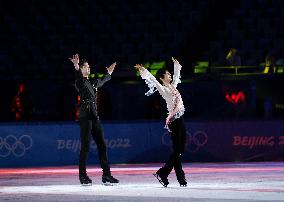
left=139, top=62, right=185, bottom=130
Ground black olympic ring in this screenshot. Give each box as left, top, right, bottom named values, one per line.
left=0, top=135, right=33, bottom=158
left=162, top=130, right=208, bottom=153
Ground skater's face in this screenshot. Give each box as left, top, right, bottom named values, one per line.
left=81, top=62, right=90, bottom=77
left=160, top=70, right=172, bottom=84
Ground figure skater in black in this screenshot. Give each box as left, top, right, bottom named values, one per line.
left=70, top=54, right=119, bottom=185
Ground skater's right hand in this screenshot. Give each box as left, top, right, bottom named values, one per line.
left=69, top=54, right=80, bottom=70
left=134, top=64, right=144, bottom=71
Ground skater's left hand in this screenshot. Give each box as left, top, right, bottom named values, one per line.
left=172, top=57, right=181, bottom=68
left=106, top=62, right=116, bottom=75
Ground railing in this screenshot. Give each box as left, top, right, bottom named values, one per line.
left=210, top=65, right=263, bottom=75
left=195, top=64, right=284, bottom=76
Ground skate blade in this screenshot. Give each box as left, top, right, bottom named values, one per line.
left=102, top=182, right=119, bottom=186
left=81, top=183, right=92, bottom=186
left=153, top=173, right=168, bottom=187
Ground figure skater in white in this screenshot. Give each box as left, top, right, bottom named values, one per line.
left=134, top=57, right=187, bottom=187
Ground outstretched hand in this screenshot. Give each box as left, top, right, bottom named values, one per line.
left=106, top=62, right=116, bottom=75
left=172, top=57, right=181, bottom=67
left=69, top=54, right=80, bottom=70
left=134, top=64, right=144, bottom=71
left=69, top=54, right=79, bottom=65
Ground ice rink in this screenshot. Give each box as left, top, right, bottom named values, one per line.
left=0, top=162, right=284, bottom=202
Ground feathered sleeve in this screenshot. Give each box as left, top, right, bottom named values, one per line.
left=172, top=62, right=182, bottom=87
left=139, top=67, right=165, bottom=96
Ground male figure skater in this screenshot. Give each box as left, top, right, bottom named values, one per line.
left=134, top=57, right=187, bottom=187
left=69, top=54, right=119, bottom=185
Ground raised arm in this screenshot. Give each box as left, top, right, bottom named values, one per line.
left=94, top=62, right=116, bottom=88
left=69, top=54, right=84, bottom=90
left=134, top=64, right=165, bottom=96
left=171, top=57, right=182, bottom=87
left=69, top=54, right=80, bottom=71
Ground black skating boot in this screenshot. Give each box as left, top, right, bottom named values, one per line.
left=176, top=170, right=187, bottom=187
left=153, top=170, right=169, bottom=187
left=102, top=175, right=119, bottom=185
left=79, top=174, right=92, bottom=186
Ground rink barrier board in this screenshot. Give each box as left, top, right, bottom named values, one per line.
left=0, top=121, right=284, bottom=167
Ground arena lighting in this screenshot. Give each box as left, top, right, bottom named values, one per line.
left=194, top=61, right=209, bottom=73
left=225, top=91, right=246, bottom=104
left=1, top=166, right=283, bottom=175
left=275, top=104, right=284, bottom=109
left=136, top=61, right=166, bottom=76
left=150, top=61, right=166, bottom=75
left=89, top=73, right=104, bottom=78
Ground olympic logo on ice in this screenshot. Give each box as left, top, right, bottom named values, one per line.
left=0, top=135, right=33, bottom=158
left=162, top=130, right=208, bottom=153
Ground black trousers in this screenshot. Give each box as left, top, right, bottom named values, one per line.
left=158, top=116, right=187, bottom=178
left=78, top=115, right=110, bottom=176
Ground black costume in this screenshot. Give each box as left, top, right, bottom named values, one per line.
left=74, top=69, right=117, bottom=184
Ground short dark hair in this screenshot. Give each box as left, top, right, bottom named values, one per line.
left=156, top=68, right=169, bottom=84
left=80, top=59, right=88, bottom=68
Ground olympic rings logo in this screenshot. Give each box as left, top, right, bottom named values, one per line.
left=162, top=130, right=208, bottom=153
left=0, top=135, right=33, bottom=158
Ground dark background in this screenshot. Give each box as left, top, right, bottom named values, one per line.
left=1, top=0, right=284, bottom=122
